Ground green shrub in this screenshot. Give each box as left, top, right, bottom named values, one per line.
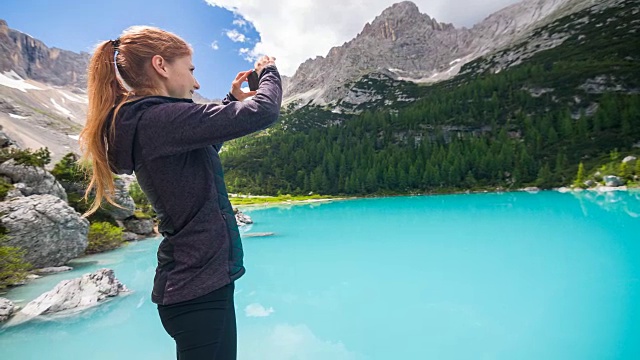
left=86, top=222, right=124, bottom=254
left=133, top=210, right=152, bottom=220
left=51, top=152, right=86, bottom=184
left=67, top=192, right=117, bottom=225
left=0, top=177, right=12, bottom=201
left=0, top=147, right=51, bottom=168
left=129, top=181, right=156, bottom=218
left=0, top=235, right=31, bottom=290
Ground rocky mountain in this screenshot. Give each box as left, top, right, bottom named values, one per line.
left=0, top=20, right=89, bottom=88
left=282, top=0, right=617, bottom=110
left=0, top=20, right=89, bottom=165
left=219, top=0, right=639, bottom=195
left=0, top=0, right=633, bottom=159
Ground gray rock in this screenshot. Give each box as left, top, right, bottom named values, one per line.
left=26, top=274, right=41, bottom=280
left=603, top=175, right=624, bottom=187
left=523, top=187, right=540, bottom=193
left=122, top=232, right=139, bottom=242
left=235, top=210, right=253, bottom=226
left=103, top=177, right=135, bottom=220
left=34, top=266, right=73, bottom=275
left=622, top=156, right=637, bottom=164
left=0, top=131, right=18, bottom=148
left=584, top=179, right=596, bottom=187
left=4, top=187, right=24, bottom=200
left=0, top=159, right=67, bottom=201
left=0, top=298, right=15, bottom=322
left=123, top=218, right=154, bottom=235
left=0, top=195, right=89, bottom=268
left=6, top=269, right=128, bottom=326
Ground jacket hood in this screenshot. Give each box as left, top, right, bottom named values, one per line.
left=107, top=96, right=193, bottom=174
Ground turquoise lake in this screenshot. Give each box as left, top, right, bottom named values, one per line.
left=1, top=191, right=639, bottom=359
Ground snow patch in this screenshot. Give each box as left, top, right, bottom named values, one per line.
left=59, top=91, right=88, bottom=104
left=9, top=113, right=27, bottom=119
left=283, top=87, right=324, bottom=106
left=68, top=134, right=80, bottom=140
left=0, top=71, right=43, bottom=92
left=50, top=98, right=74, bottom=118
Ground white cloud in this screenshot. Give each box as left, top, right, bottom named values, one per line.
left=211, top=41, right=219, bottom=50
left=245, top=303, right=274, bottom=317
left=238, top=47, right=256, bottom=62
left=225, top=29, right=247, bottom=43
left=233, top=19, right=247, bottom=27
left=205, top=0, right=521, bottom=76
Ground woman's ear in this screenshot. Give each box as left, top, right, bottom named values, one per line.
left=151, top=55, right=169, bottom=79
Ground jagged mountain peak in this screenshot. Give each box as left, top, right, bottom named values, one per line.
left=283, top=1, right=470, bottom=107
left=378, top=1, right=421, bottom=18
left=362, top=1, right=455, bottom=39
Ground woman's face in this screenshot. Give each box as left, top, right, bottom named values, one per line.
left=164, top=55, right=200, bottom=99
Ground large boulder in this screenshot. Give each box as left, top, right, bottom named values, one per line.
left=0, top=298, right=15, bottom=322
left=622, top=156, right=637, bottom=164
left=0, top=159, right=67, bottom=201
left=235, top=209, right=253, bottom=226
left=103, top=177, right=135, bottom=220
left=0, top=194, right=89, bottom=268
left=6, top=269, right=128, bottom=326
left=603, top=175, right=624, bottom=187
left=123, top=218, right=154, bottom=235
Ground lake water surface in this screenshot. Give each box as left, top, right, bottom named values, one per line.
left=1, top=191, right=639, bottom=359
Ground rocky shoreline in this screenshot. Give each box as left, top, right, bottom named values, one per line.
left=1, top=268, right=128, bottom=327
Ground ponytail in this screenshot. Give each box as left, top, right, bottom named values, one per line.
left=79, top=40, right=128, bottom=217
left=79, top=27, right=192, bottom=218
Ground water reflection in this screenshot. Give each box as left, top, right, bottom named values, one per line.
left=239, top=323, right=363, bottom=360
left=244, top=303, right=274, bottom=317
left=571, top=189, right=640, bottom=218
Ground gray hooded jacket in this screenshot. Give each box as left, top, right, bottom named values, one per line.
left=107, top=65, right=282, bottom=305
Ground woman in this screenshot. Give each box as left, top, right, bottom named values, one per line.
left=79, top=26, right=282, bottom=359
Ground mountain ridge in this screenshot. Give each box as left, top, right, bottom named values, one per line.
left=282, top=0, right=616, bottom=109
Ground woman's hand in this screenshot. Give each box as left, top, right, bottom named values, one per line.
left=254, top=55, right=276, bottom=77
left=230, top=70, right=257, bottom=101
left=229, top=55, right=276, bottom=101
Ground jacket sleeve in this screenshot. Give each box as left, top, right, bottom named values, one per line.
left=138, top=65, right=282, bottom=159
left=221, top=92, right=238, bottom=105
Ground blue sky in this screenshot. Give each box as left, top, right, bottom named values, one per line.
left=0, top=0, right=261, bottom=99
left=1, top=0, right=522, bottom=99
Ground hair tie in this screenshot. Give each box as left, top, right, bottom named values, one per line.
left=110, top=38, right=120, bottom=50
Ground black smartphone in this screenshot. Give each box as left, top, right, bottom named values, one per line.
left=248, top=70, right=259, bottom=91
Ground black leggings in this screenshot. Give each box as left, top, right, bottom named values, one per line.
left=158, top=283, right=237, bottom=360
